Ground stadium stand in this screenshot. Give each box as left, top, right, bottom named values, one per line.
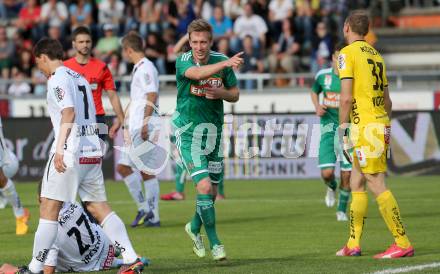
left=0, top=0, right=438, bottom=96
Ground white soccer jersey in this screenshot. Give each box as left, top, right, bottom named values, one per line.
left=128, top=57, right=160, bottom=134
left=45, top=202, right=114, bottom=272
left=47, top=66, right=102, bottom=158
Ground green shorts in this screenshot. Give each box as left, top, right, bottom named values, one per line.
left=174, top=128, right=224, bottom=184
left=318, top=124, right=352, bottom=171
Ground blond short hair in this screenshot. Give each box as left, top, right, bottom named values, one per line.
left=187, top=19, right=213, bottom=41
left=345, top=10, right=370, bottom=36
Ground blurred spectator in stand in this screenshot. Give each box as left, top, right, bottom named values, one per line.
left=365, top=27, right=377, bottom=46
left=310, top=21, right=333, bottom=74
left=167, top=0, right=196, bottom=38
left=15, top=0, right=41, bottom=41
left=12, top=29, right=33, bottom=53
left=217, top=37, right=233, bottom=57
left=320, top=0, right=348, bottom=40
left=249, top=0, right=269, bottom=21
left=0, top=1, right=23, bottom=23
left=69, top=0, right=93, bottom=30
left=209, top=5, right=233, bottom=42
left=98, top=0, right=125, bottom=35
left=295, top=0, right=319, bottom=49
left=268, top=0, right=293, bottom=41
left=94, top=23, right=120, bottom=62
left=40, top=0, right=68, bottom=37
left=8, top=68, right=31, bottom=96
left=108, top=52, right=127, bottom=90
left=232, top=3, right=268, bottom=53
left=124, top=0, right=142, bottom=34
left=240, top=35, right=264, bottom=90
left=268, top=18, right=300, bottom=77
left=31, top=68, right=46, bottom=96
left=194, top=0, right=213, bottom=20
left=0, top=25, right=14, bottom=80
left=145, top=32, right=167, bottom=75
left=140, top=0, right=162, bottom=37
left=223, top=0, right=244, bottom=21
left=164, top=28, right=179, bottom=74
left=14, top=48, right=33, bottom=77
left=48, top=25, right=70, bottom=53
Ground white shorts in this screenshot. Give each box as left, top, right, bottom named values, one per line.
left=41, top=153, right=107, bottom=202
left=118, top=127, right=168, bottom=175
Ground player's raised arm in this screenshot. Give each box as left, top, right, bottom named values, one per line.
left=184, top=52, right=243, bottom=81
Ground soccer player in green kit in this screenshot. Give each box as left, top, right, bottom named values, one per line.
left=311, top=43, right=351, bottom=221
left=173, top=19, right=243, bottom=261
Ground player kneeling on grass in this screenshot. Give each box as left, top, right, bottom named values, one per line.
left=310, top=43, right=351, bottom=221
left=0, top=118, right=30, bottom=235
left=336, top=10, right=414, bottom=258
left=1, top=187, right=149, bottom=274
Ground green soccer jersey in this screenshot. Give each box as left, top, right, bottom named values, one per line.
left=174, top=50, right=237, bottom=133
left=312, top=68, right=341, bottom=125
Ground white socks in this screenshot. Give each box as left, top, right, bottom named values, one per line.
left=28, top=219, right=58, bottom=273
left=123, top=172, right=148, bottom=212
left=0, top=179, right=24, bottom=217
left=101, top=212, right=138, bottom=264
left=144, top=178, right=160, bottom=223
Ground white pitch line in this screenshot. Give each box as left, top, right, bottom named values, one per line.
left=371, top=262, right=440, bottom=274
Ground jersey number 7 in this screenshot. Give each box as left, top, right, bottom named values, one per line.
left=78, top=85, right=89, bottom=120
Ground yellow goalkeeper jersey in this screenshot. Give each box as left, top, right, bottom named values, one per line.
left=338, top=40, right=390, bottom=127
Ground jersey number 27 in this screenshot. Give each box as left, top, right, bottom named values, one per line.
left=67, top=213, right=95, bottom=255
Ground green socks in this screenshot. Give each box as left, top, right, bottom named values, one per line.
left=196, top=194, right=221, bottom=248
left=337, top=188, right=351, bottom=213
left=218, top=180, right=224, bottom=196
left=175, top=164, right=186, bottom=193
left=325, top=179, right=337, bottom=191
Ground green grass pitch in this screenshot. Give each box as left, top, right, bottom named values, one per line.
left=0, top=176, right=439, bottom=273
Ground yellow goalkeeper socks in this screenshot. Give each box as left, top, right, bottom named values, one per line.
left=347, top=192, right=368, bottom=249
left=377, top=190, right=411, bottom=249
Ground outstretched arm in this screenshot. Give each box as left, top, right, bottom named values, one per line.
left=184, top=52, right=244, bottom=81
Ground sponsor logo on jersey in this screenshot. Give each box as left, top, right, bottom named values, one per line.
left=36, top=248, right=49, bottom=262
left=102, top=245, right=115, bottom=270
left=66, top=69, right=81, bottom=78
left=79, top=157, right=101, bottom=164
left=208, top=161, right=223, bottom=174
left=59, top=203, right=79, bottom=226
left=323, top=92, right=340, bottom=108
left=338, top=54, right=346, bottom=70
left=355, top=148, right=366, bottom=167
left=82, top=231, right=102, bottom=265
left=76, top=124, right=99, bottom=137
left=351, top=98, right=361, bottom=124
left=54, top=86, right=65, bottom=102
left=324, top=74, right=332, bottom=89
left=190, top=77, right=223, bottom=97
